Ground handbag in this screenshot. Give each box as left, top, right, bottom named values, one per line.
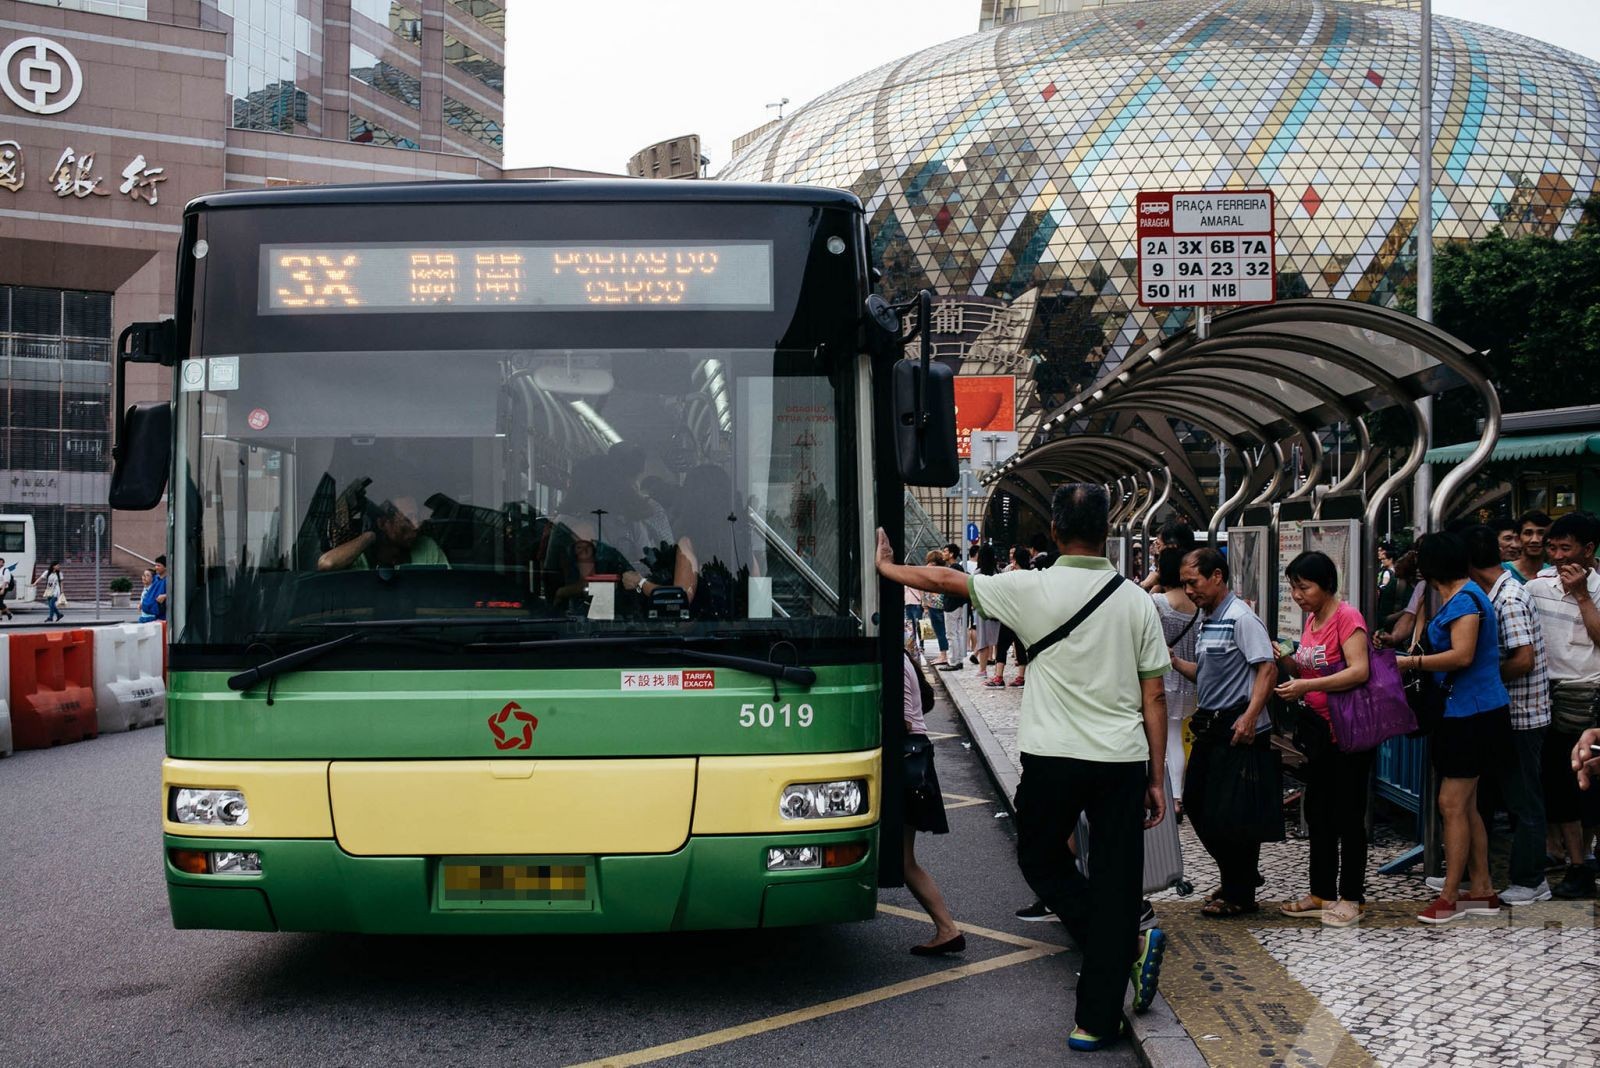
left=1551, top=680, right=1600, bottom=735
left=918, top=617, right=935, bottom=641
left=903, top=735, right=935, bottom=800
left=1188, top=730, right=1284, bottom=845
left=1325, top=647, right=1417, bottom=752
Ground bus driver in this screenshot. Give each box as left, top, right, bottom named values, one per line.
left=317, top=494, right=449, bottom=571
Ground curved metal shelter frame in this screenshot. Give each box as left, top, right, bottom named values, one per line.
left=979, top=298, right=1501, bottom=605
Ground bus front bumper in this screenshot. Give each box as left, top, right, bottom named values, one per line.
left=163, top=829, right=878, bottom=933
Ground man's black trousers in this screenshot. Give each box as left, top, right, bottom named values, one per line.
left=1016, top=752, right=1146, bottom=1039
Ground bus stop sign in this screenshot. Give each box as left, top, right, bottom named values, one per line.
left=1136, top=190, right=1275, bottom=307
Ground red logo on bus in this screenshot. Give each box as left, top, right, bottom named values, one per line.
left=487, top=701, right=538, bottom=750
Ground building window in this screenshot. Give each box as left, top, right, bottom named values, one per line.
left=350, top=45, right=423, bottom=110
left=449, top=0, right=505, bottom=33
left=0, top=286, right=115, bottom=570
left=443, top=96, right=503, bottom=149
left=390, top=3, right=423, bottom=45
left=222, top=0, right=307, bottom=133
left=233, top=82, right=310, bottom=132
left=16, top=0, right=148, bottom=18
left=349, top=115, right=420, bottom=151
left=443, top=33, right=505, bottom=93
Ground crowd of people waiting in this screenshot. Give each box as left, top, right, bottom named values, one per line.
left=881, top=492, right=1600, bottom=1053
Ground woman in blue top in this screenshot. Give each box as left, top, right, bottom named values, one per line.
left=1399, top=532, right=1512, bottom=925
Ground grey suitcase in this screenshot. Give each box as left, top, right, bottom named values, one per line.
left=1073, top=768, right=1192, bottom=897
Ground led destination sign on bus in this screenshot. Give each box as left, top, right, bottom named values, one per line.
left=260, top=242, right=774, bottom=313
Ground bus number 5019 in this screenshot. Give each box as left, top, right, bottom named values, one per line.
left=738, top=703, right=815, bottom=728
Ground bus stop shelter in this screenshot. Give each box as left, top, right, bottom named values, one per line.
left=980, top=298, right=1502, bottom=602
left=977, top=298, right=1503, bottom=876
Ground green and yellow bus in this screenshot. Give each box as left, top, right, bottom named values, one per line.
left=110, top=180, right=957, bottom=933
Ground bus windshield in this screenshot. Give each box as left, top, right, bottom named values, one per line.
left=175, top=344, right=861, bottom=646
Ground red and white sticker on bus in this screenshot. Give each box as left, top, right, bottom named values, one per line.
left=621, top=669, right=715, bottom=691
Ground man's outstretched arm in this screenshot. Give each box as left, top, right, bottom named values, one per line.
left=874, top=528, right=973, bottom=598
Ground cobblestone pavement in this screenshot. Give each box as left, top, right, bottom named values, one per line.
left=923, top=646, right=1600, bottom=1068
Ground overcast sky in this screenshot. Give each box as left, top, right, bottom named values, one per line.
left=503, top=1, right=1600, bottom=175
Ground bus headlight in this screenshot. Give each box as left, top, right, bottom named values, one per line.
left=209, top=851, right=262, bottom=875
left=779, top=780, right=866, bottom=820
left=171, top=788, right=249, bottom=826
left=767, top=846, right=821, bottom=870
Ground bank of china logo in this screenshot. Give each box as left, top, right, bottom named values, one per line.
left=1, top=37, right=84, bottom=116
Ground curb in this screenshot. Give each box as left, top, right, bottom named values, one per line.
left=931, top=668, right=1209, bottom=1068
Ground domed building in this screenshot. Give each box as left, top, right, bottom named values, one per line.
left=720, top=0, right=1600, bottom=535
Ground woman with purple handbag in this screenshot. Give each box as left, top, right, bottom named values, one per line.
left=1271, top=551, right=1374, bottom=928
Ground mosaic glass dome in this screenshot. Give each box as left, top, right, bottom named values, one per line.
left=721, top=0, right=1600, bottom=378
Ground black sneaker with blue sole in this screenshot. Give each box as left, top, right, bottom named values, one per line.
left=1130, top=926, right=1166, bottom=1014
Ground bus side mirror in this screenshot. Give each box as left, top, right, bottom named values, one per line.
left=110, top=318, right=176, bottom=511
left=892, top=358, right=958, bottom=486
left=889, top=290, right=959, bottom=487
left=110, top=402, right=172, bottom=511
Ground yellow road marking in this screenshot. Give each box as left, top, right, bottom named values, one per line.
left=566, top=948, right=1059, bottom=1067
left=564, top=905, right=1067, bottom=1067
left=874, top=902, right=1065, bottom=951
left=941, top=792, right=991, bottom=811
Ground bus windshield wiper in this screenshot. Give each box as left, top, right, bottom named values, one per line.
left=308, top=617, right=566, bottom=631
left=466, top=634, right=817, bottom=689
left=227, top=631, right=464, bottom=692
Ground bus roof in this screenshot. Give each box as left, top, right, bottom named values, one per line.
left=186, top=180, right=861, bottom=214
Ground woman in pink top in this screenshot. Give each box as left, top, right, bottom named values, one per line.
left=1272, top=550, right=1372, bottom=928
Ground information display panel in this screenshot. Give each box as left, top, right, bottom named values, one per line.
left=260, top=241, right=774, bottom=314
left=1136, top=190, right=1275, bottom=307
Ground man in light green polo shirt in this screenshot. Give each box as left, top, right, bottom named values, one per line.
left=877, top=482, right=1169, bottom=1053
left=317, top=494, right=449, bottom=571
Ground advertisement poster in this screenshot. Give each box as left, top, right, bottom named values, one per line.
left=1276, top=520, right=1304, bottom=640
left=1303, top=520, right=1360, bottom=617
left=952, top=375, right=1016, bottom=459
left=1228, top=527, right=1268, bottom=623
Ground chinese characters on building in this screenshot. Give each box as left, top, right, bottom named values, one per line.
left=0, top=141, right=166, bottom=204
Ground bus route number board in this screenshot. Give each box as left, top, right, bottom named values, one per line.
left=1136, top=191, right=1275, bottom=307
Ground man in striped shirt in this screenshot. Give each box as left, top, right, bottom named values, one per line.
left=1464, top=525, right=1552, bottom=904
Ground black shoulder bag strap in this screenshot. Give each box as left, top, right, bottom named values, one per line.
left=1169, top=607, right=1201, bottom=649
left=1026, top=572, right=1126, bottom=662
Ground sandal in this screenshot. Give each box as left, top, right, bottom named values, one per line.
left=1201, top=899, right=1259, bottom=918
left=1279, top=894, right=1326, bottom=917
left=984, top=675, right=1007, bottom=688
left=1008, top=675, right=1025, bottom=686
left=1321, top=900, right=1361, bottom=927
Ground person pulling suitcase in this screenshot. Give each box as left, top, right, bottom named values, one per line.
left=876, top=483, right=1170, bottom=1054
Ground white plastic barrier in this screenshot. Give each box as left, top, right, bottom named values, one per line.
left=92, top=623, right=166, bottom=733
left=0, top=633, right=12, bottom=757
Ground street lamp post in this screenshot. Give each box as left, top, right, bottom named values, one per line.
left=1413, top=0, right=1436, bottom=537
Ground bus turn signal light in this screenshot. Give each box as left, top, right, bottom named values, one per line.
left=169, top=849, right=210, bottom=874
left=823, top=842, right=868, bottom=868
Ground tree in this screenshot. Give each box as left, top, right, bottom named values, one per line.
left=1401, top=195, right=1600, bottom=442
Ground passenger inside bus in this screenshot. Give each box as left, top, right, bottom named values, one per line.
left=317, top=485, right=450, bottom=572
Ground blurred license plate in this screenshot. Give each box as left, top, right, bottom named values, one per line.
left=437, top=858, right=593, bottom=911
